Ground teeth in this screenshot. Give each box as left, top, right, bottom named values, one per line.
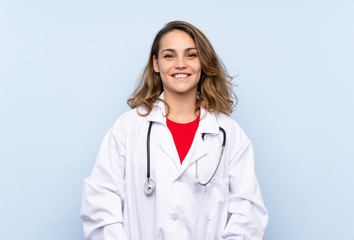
left=174, top=73, right=188, bottom=78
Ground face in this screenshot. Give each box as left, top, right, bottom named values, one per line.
left=153, top=30, right=202, bottom=97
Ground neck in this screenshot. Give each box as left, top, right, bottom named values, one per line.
left=164, top=91, right=199, bottom=123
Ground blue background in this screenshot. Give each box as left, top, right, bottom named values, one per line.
left=1, top=1, right=353, bottom=239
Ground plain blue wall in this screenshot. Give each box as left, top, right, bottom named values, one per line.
left=1, top=1, right=353, bottom=239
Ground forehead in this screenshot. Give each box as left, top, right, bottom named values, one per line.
left=159, top=30, right=196, bottom=51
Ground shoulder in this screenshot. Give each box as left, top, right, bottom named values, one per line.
left=214, top=112, right=251, bottom=145
left=214, top=112, right=243, bottom=133
left=110, top=107, right=147, bottom=134
left=117, top=107, right=146, bottom=122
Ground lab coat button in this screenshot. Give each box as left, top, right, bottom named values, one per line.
left=171, top=213, right=178, bottom=220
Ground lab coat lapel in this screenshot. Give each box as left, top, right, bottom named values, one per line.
left=146, top=94, right=181, bottom=170
left=146, top=97, right=221, bottom=178
left=180, top=109, right=220, bottom=175
left=159, top=129, right=181, bottom=170
left=179, top=130, right=206, bottom=175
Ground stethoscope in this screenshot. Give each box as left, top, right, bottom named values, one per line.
left=144, top=121, right=226, bottom=195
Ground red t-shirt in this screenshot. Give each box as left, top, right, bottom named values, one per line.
left=166, top=116, right=200, bottom=164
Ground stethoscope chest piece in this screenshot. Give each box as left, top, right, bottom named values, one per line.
left=144, top=178, right=155, bottom=195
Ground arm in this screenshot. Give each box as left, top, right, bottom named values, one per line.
left=80, top=118, right=128, bottom=240
left=222, top=126, right=268, bottom=240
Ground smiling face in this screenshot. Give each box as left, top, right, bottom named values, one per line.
left=153, top=30, right=202, bottom=97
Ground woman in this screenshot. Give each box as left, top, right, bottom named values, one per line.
left=80, top=21, right=268, bottom=240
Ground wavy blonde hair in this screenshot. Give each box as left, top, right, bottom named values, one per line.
left=127, top=20, right=237, bottom=116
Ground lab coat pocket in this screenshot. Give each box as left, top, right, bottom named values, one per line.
left=205, top=177, right=229, bottom=221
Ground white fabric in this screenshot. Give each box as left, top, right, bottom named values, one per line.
left=80, top=97, right=268, bottom=240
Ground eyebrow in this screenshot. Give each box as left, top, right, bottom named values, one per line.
left=160, top=47, right=197, bottom=55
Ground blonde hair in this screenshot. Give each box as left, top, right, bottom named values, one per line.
left=127, top=20, right=237, bottom=116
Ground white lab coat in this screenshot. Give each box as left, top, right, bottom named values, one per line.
left=80, top=96, right=268, bottom=240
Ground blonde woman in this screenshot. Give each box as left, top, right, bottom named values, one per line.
left=80, top=21, right=268, bottom=240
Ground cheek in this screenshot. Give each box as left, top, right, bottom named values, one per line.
left=159, top=62, right=173, bottom=75
left=191, top=61, right=202, bottom=73
left=193, top=65, right=202, bottom=76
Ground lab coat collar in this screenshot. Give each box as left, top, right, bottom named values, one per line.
left=146, top=92, right=220, bottom=135
left=184, top=109, right=220, bottom=170
left=144, top=92, right=221, bottom=178
left=146, top=92, right=167, bottom=126
left=198, top=108, right=220, bottom=135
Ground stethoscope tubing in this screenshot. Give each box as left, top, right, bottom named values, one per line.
left=146, top=121, right=153, bottom=180
left=145, top=121, right=226, bottom=195
left=196, top=127, right=226, bottom=186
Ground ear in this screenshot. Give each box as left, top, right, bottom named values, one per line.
left=153, top=55, right=160, bottom=73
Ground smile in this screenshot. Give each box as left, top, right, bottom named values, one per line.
left=172, top=73, right=191, bottom=78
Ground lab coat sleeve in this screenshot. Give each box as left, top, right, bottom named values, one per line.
left=221, top=125, right=268, bottom=240
left=80, top=118, right=128, bottom=240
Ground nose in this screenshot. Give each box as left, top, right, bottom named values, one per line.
left=174, top=56, right=187, bottom=69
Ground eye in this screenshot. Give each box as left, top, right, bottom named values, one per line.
left=187, top=53, right=197, bottom=58
left=163, top=54, right=173, bottom=59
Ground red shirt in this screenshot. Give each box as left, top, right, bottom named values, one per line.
left=166, top=116, right=200, bottom=164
